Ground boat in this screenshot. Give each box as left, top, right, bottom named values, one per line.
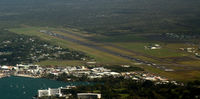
left=23, top=85, right=25, bottom=88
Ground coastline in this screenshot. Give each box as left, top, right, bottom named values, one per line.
left=13, top=74, right=40, bottom=78
left=0, top=76, right=72, bottom=99
left=0, top=73, right=10, bottom=78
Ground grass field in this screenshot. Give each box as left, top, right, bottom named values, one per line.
left=113, top=42, right=189, bottom=58
left=37, top=60, right=85, bottom=66
left=143, top=66, right=200, bottom=82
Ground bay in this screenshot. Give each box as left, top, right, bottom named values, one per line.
left=0, top=76, right=89, bottom=99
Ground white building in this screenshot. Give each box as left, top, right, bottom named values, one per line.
left=38, top=87, right=74, bottom=98
left=16, top=64, right=39, bottom=70
left=38, top=90, right=49, bottom=97
left=38, top=88, right=59, bottom=97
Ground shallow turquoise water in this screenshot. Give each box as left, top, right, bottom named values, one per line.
left=0, top=76, right=87, bottom=99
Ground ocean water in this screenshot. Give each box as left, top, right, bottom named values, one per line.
left=0, top=76, right=87, bottom=99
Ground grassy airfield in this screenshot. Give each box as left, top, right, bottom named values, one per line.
left=9, top=27, right=133, bottom=65
left=9, top=26, right=200, bottom=81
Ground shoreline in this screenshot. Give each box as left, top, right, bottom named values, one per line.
left=0, top=73, right=10, bottom=78
left=13, top=74, right=40, bottom=78
left=0, top=73, right=40, bottom=79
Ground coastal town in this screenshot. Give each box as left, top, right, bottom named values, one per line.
left=1, top=0, right=200, bottom=98
left=0, top=64, right=172, bottom=82
left=0, top=64, right=178, bottom=99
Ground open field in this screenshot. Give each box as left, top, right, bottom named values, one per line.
left=113, top=42, right=188, bottom=58
left=143, top=66, right=200, bottom=82
left=37, top=60, right=85, bottom=66
left=112, top=42, right=200, bottom=66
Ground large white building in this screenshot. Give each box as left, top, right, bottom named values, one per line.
left=38, top=88, right=59, bottom=97
left=38, top=87, right=74, bottom=98
left=38, top=90, right=49, bottom=97
left=16, top=64, right=39, bottom=70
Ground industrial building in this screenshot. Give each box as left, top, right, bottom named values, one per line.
left=77, top=93, right=101, bottom=99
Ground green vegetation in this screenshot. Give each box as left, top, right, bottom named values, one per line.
left=0, top=0, right=199, bottom=82
left=0, top=1, right=200, bottom=98
left=8, top=26, right=200, bottom=81
left=143, top=66, right=200, bottom=82
left=104, top=65, right=144, bottom=73
left=41, top=76, right=200, bottom=99
left=0, top=30, right=89, bottom=65
left=9, top=27, right=134, bottom=65
left=1, top=0, right=200, bottom=36
left=37, top=60, right=85, bottom=66
left=76, top=78, right=200, bottom=99
left=113, top=42, right=188, bottom=58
